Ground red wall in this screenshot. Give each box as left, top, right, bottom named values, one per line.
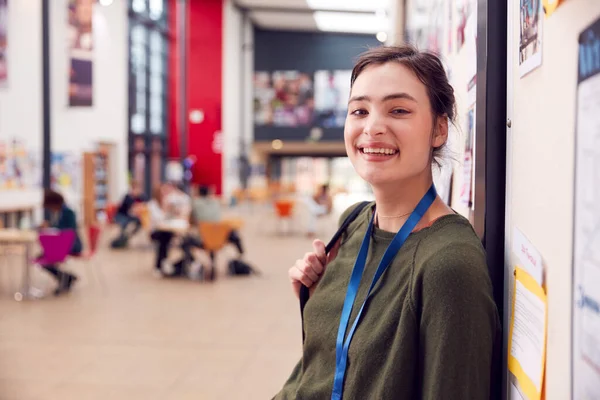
left=168, top=0, right=223, bottom=194
left=168, top=0, right=180, bottom=160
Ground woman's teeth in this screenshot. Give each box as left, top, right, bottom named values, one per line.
left=360, top=148, right=398, bottom=155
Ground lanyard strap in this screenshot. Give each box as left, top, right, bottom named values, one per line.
left=331, top=185, right=437, bottom=400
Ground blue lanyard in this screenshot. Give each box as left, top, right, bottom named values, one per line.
left=331, top=184, right=437, bottom=400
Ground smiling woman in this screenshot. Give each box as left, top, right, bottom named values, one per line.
left=274, top=45, right=500, bottom=400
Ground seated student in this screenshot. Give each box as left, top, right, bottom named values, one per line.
left=192, top=185, right=244, bottom=257
left=304, top=183, right=333, bottom=237
left=148, top=186, right=173, bottom=276
left=148, top=183, right=194, bottom=277
left=114, top=180, right=147, bottom=240
left=40, top=190, right=83, bottom=295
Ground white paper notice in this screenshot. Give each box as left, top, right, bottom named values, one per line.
left=513, top=228, right=544, bottom=286
left=510, top=281, right=546, bottom=392
left=511, top=382, right=525, bottom=400
left=573, top=17, right=600, bottom=400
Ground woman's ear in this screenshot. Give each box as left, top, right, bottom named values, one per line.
left=432, top=115, right=449, bottom=148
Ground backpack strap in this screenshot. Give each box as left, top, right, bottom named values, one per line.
left=300, top=201, right=371, bottom=343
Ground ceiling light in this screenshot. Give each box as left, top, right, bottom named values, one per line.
left=306, top=0, right=389, bottom=12
left=272, top=140, right=284, bottom=150
left=99, top=0, right=114, bottom=5
left=313, top=11, right=388, bottom=34
left=376, top=31, right=388, bottom=43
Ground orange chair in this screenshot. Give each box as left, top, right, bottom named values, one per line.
left=274, top=199, right=295, bottom=234
left=199, top=222, right=233, bottom=281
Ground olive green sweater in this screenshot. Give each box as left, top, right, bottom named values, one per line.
left=275, top=203, right=500, bottom=400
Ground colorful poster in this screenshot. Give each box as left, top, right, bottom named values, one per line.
left=519, top=0, right=543, bottom=77
left=0, top=0, right=7, bottom=87
left=68, top=0, right=93, bottom=106
left=314, top=70, right=351, bottom=128
left=572, top=16, right=600, bottom=400
left=253, top=71, right=314, bottom=127
left=51, top=152, right=82, bottom=193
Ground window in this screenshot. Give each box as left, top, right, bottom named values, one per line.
left=128, top=0, right=169, bottom=195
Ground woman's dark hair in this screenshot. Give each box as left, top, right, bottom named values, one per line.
left=43, top=189, right=65, bottom=209
left=351, top=45, right=457, bottom=165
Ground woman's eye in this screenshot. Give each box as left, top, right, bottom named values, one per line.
left=350, top=109, right=367, bottom=116
left=391, top=109, right=409, bottom=115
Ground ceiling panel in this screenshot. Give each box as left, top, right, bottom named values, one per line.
left=236, top=0, right=311, bottom=9
left=234, top=0, right=391, bottom=34
left=250, top=11, right=318, bottom=32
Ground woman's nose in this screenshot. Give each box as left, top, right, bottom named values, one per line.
left=363, top=113, right=386, bottom=136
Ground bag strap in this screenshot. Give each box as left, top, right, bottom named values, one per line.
left=300, top=201, right=371, bottom=343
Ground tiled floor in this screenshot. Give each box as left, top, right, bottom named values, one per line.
left=0, top=205, right=339, bottom=400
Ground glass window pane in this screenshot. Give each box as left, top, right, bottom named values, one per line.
left=150, top=54, right=162, bottom=75
left=149, top=74, right=162, bottom=94
left=132, top=0, right=146, bottom=14
left=149, top=31, right=162, bottom=54
left=149, top=0, right=164, bottom=21
left=131, top=113, right=145, bottom=133
left=150, top=115, right=162, bottom=134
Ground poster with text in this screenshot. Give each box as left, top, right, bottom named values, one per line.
left=0, top=0, right=7, bottom=87
left=519, top=0, right=543, bottom=77
left=314, top=70, right=351, bottom=128
left=68, top=0, right=93, bottom=106
left=572, top=16, right=600, bottom=400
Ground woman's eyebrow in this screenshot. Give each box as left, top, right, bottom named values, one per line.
left=348, top=92, right=418, bottom=104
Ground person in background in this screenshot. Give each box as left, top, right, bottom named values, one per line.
left=305, top=183, right=333, bottom=238
left=192, top=185, right=244, bottom=256
left=114, top=180, right=146, bottom=240
left=147, top=186, right=173, bottom=276
left=40, top=190, right=82, bottom=295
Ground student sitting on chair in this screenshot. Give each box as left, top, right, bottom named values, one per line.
left=114, top=180, right=147, bottom=241
left=40, top=190, right=82, bottom=295
left=192, top=185, right=244, bottom=256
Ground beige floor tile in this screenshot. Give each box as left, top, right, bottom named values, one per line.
left=0, top=208, right=339, bottom=399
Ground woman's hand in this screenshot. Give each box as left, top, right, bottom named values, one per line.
left=289, top=238, right=341, bottom=299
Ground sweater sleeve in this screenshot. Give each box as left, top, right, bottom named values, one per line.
left=415, top=243, right=499, bottom=400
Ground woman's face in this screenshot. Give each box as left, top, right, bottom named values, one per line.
left=344, top=62, right=447, bottom=188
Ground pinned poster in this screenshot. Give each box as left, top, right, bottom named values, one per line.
left=542, top=0, right=563, bottom=17
left=508, top=267, right=548, bottom=400
left=519, top=0, right=544, bottom=77
left=67, top=0, right=93, bottom=106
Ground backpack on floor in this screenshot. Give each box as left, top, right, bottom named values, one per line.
left=228, top=259, right=258, bottom=276
left=110, top=234, right=129, bottom=249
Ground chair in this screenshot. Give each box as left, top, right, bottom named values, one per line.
left=71, top=225, right=106, bottom=292
left=198, top=222, right=233, bottom=281
left=274, top=199, right=295, bottom=234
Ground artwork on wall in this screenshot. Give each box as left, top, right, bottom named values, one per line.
left=254, top=70, right=353, bottom=130
left=51, top=152, right=82, bottom=194
left=0, top=0, right=7, bottom=87
left=313, top=70, right=351, bottom=128
left=253, top=71, right=314, bottom=127
left=0, top=139, right=40, bottom=190
left=519, top=0, right=543, bottom=77
left=68, top=0, right=93, bottom=106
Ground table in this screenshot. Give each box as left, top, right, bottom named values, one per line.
left=0, top=229, right=38, bottom=301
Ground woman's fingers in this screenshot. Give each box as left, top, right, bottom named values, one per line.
left=312, top=239, right=327, bottom=266
left=289, top=264, right=316, bottom=288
